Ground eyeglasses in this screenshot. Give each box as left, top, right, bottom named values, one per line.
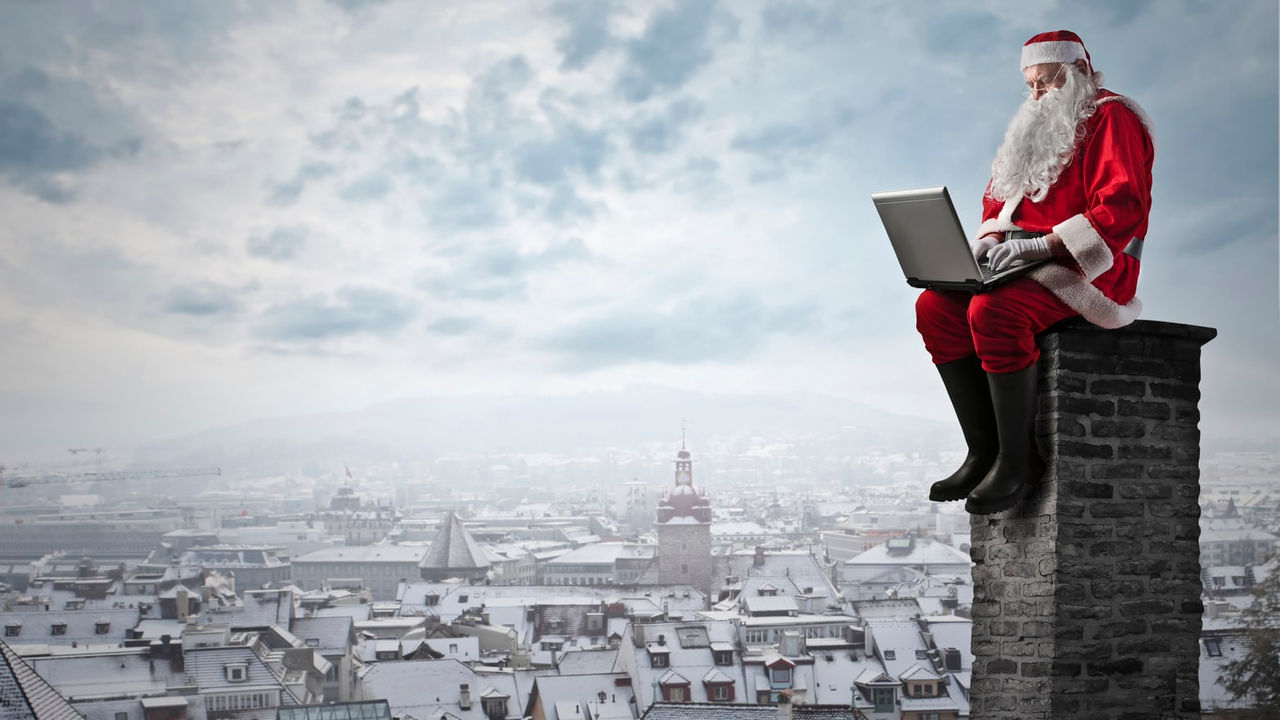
left=1020, top=63, right=1067, bottom=99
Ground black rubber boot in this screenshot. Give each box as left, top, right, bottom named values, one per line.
left=929, top=356, right=999, bottom=502
left=965, top=365, right=1044, bottom=515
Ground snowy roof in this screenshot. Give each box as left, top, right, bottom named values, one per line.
left=359, top=659, right=521, bottom=720
left=294, top=546, right=427, bottom=564
left=0, top=639, right=83, bottom=720
left=846, top=539, right=972, bottom=568
left=290, top=617, right=353, bottom=657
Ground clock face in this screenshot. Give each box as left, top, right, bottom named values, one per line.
left=676, top=471, right=691, bottom=485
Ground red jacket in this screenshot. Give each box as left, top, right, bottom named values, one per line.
left=977, top=90, right=1155, bottom=328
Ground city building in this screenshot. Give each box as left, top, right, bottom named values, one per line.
left=656, top=446, right=713, bottom=600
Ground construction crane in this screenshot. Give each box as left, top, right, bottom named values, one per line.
left=0, top=466, right=222, bottom=489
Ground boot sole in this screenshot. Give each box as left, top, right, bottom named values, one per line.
left=964, top=480, right=1034, bottom=515
left=930, top=487, right=974, bottom=502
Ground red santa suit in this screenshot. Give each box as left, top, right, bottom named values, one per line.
left=916, top=90, right=1156, bottom=374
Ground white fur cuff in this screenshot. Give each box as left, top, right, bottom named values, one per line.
left=1054, top=214, right=1113, bottom=281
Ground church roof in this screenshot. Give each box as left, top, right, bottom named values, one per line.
left=419, top=512, right=491, bottom=571
left=0, top=639, right=84, bottom=720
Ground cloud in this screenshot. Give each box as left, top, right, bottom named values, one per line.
left=427, top=315, right=483, bottom=337
left=513, top=122, right=610, bottom=186
left=247, top=226, right=309, bottom=261
left=418, top=236, right=593, bottom=302
left=0, top=99, right=100, bottom=202
left=161, top=282, right=242, bottom=316
left=256, top=286, right=416, bottom=341
left=730, top=104, right=855, bottom=181
left=543, top=292, right=821, bottom=369
left=266, top=162, right=337, bottom=206
left=616, top=0, right=730, bottom=102
left=338, top=172, right=393, bottom=202
left=759, top=1, right=846, bottom=41
left=552, top=0, right=616, bottom=71
left=628, top=97, right=704, bottom=155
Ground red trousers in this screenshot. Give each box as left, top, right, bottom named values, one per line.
left=915, top=277, right=1078, bottom=374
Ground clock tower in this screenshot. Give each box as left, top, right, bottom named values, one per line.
left=656, top=437, right=713, bottom=601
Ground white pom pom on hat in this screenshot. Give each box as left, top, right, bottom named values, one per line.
left=1021, top=30, right=1092, bottom=74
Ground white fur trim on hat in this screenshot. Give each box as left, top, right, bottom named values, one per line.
left=1030, top=263, right=1142, bottom=329
left=1053, top=213, right=1113, bottom=281
left=1021, top=40, right=1087, bottom=70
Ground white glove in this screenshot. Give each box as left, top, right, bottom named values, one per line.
left=970, top=235, right=1000, bottom=262
left=987, top=236, right=1051, bottom=272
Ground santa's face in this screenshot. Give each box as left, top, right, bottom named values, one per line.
left=1023, top=63, right=1068, bottom=101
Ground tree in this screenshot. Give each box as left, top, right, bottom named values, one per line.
left=1218, top=565, right=1280, bottom=718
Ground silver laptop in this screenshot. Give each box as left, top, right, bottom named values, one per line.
left=871, top=186, right=1047, bottom=293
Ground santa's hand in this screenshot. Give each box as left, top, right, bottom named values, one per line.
left=970, top=235, right=1000, bottom=262
left=988, top=236, right=1051, bottom=271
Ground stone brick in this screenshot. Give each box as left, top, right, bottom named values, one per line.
left=1087, top=657, right=1144, bottom=676
left=1118, top=443, right=1172, bottom=460
left=1118, top=399, right=1172, bottom=420
left=1091, top=501, right=1145, bottom=518
left=1148, top=464, right=1198, bottom=480
left=1150, top=382, right=1200, bottom=401
left=1117, top=481, right=1174, bottom=499
left=1091, top=419, right=1147, bottom=438
left=1090, top=463, right=1145, bottom=480
left=1059, top=441, right=1115, bottom=459
left=1091, top=379, right=1147, bottom=397
left=1064, top=481, right=1115, bottom=499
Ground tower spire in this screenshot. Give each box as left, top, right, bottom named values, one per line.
left=681, top=420, right=686, bottom=450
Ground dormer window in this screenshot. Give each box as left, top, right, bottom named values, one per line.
left=714, top=650, right=733, bottom=666
left=4, top=625, right=20, bottom=637
left=225, top=663, right=249, bottom=682
left=650, top=649, right=669, bottom=668
left=883, top=650, right=896, bottom=661
left=482, top=697, right=506, bottom=719
left=770, top=666, right=791, bottom=686
left=50, top=623, right=67, bottom=636
left=95, top=622, right=111, bottom=635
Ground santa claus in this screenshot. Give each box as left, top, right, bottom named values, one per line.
left=915, top=30, right=1155, bottom=515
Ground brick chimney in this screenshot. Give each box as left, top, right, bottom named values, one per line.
left=968, top=319, right=1215, bottom=719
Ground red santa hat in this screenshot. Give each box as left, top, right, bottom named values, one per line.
left=1020, top=30, right=1092, bottom=74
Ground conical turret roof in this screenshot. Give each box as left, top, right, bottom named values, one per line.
left=419, top=512, right=490, bottom=573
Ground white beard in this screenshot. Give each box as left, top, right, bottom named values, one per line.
left=989, top=66, right=1099, bottom=203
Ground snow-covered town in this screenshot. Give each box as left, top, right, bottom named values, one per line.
left=3, top=443, right=1277, bottom=719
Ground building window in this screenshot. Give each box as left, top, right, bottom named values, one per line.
left=115, top=713, right=128, bottom=720
left=650, top=652, right=669, bottom=668
left=50, top=623, right=67, bottom=636
left=1205, top=639, right=1222, bottom=657
left=681, top=564, right=688, bottom=574
left=665, top=686, right=686, bottom=702
left=711, top=684, right=731, bottom=700
left=95, top=622, right=111, bottom=635
left=714, top=650, right=733, bottom=666
left=482, top=697, right=507, bottom=719
left=3, top=625, right=19, bottom=637
left=770, top=666, right=791, bottom=685
left=225, top=663, right=248, bottom=682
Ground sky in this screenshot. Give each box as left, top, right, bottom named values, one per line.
left=0, top=0, right=1277, bottom=459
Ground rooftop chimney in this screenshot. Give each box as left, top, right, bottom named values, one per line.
left=968, top=319, right=1213, bottom=719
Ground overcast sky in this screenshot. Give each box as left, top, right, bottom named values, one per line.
left=1, top=0, right=1276, bottom=458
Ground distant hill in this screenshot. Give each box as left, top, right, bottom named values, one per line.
left=130, top=385, right=950, bottom=476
